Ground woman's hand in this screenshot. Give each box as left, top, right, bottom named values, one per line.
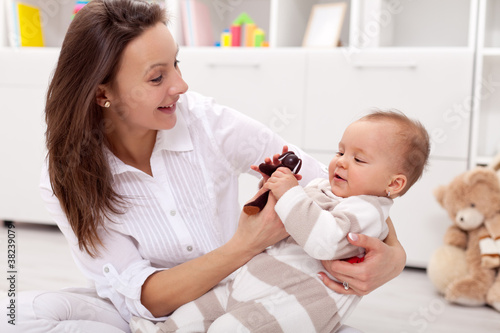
left=233, top=187, right=289, bottom=257
left=318, top=231, right=406, bottom=296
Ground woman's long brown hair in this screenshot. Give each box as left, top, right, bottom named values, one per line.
left=45, top=0, right=166, bottom=257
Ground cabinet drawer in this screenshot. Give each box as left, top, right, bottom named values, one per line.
left=0, top=48, right=59, bottom=86
left=179, top=48, right=307, bottom=147
left=390, top=157, right=468, bottom=268
left=0, top=86, right=53, bottom=223
left=307, top=151, right=467, bottom=268
left=304, top=49, right=474, bottom=159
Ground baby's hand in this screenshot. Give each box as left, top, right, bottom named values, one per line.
left=265, top=167, right=299, bottom=200
left=250, top=146, right=290, bottom=181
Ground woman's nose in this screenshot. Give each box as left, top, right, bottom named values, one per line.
left=168, top=71, right=189, bottom=96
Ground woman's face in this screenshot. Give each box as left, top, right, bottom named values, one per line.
left=103, top=23, right=188, bottom=134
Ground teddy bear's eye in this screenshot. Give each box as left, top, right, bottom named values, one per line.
left=471, top=203, right=475, bottom=208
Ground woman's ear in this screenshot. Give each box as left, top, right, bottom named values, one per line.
left=96, top=84, right=110, bottom=108
left=387, top=174, right=407, bottom=197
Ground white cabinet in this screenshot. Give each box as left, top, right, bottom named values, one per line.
left=0, top=48, right=59, bottom=224
left=179, top=48, right=307, bottom=147
left=390, top=158, right=469, bottom=268
left=303, top=49, right=474, bottom=160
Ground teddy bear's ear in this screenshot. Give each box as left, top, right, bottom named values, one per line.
left=488, top=152, right=500, bottom=172
left=465, top=167, right=500, bottom=190
left=433, top=185, right=447, bottom=207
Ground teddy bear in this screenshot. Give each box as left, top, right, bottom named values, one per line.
left=491, top=153, right=500, bottom=179
left=427, top=166, right=500, bottom=311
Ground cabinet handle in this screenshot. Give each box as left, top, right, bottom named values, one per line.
left=207, top=63, right=261, bottom=69
left=351, top=62, right=417, bottom=70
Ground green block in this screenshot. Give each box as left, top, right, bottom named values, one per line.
left=233, top=12, right=254, bottom=25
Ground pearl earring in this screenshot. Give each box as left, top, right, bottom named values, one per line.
left=387, top=191, right=391, bottom=197
left=104, top=101, right=111, bottom=108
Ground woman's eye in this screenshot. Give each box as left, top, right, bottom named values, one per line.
left=336, top=152, right=343, bottom=156
left=151, top=75, right=163, bottom=83
left=355, top=158, right=365, bottom=163
left=174, top=59, right=180, bottom=68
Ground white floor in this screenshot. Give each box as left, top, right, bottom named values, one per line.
left=0, top=222, right=499, bottom=332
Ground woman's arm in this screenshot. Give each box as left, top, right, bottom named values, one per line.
left=141, top=189, right=288, bottom=317
left=41, top=166, right=287, bottom=320
left=318, top=217, right=406, bottom=295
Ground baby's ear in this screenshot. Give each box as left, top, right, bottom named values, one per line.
left=388, top=174, right=407, bottom=197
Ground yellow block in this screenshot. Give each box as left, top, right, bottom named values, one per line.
left=221, top=31, right=232, bottom=47
left=18, top=3, right=44, bottom=47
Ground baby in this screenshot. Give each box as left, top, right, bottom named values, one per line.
left=131, top=110, right=430, bottom=333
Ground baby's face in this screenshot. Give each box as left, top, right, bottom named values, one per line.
left=328, top=120, right=399, bottom=198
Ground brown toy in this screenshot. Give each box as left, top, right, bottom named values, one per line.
left=243, top=151, right=302, bottom=215
left=427, top=167, right=500, bottom=311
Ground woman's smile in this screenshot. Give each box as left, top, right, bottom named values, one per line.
left=157, top=102, right=176, bottom=114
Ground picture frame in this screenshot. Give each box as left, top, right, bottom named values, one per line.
left=302, top=2, right=347, bottom=48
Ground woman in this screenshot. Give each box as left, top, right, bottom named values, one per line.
left=3, top=0, right=405, bottom=331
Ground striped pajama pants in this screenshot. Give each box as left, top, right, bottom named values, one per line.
left=131, top=241, right=360, bottom=333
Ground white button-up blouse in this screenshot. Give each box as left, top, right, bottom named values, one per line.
left=40, top=91, right=328, bottom=321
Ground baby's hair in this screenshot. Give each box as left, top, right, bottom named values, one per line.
left=359, top=110, right=430, bottom=196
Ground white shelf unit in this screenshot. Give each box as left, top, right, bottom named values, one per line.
left=171, top=0, right=476, bottom=48
left=0, top=0, right=485, bottom=268
left=0, top=0, right=5, bottom=47
left=2, top=0, right=74, bottom=48
left=350, top=0, right=476, bottom=49
left=168, top=0, right=352, bottom=48
left=469, top=0, right=500, bottom=167
left=0, top=0, right=478, bottom=49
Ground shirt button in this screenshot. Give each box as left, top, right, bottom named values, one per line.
left=104, top=267, right=109, bottom=273
left=186, top=246, right=193, bottom=252
left=170, top=210, right=176, bottom=216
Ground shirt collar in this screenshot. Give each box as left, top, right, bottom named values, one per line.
left=153, top=108, right=194, bottom=153
left=105, top=108, right=194, bottom=176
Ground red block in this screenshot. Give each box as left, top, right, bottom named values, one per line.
left=231, top=25, right=241, bottom=47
